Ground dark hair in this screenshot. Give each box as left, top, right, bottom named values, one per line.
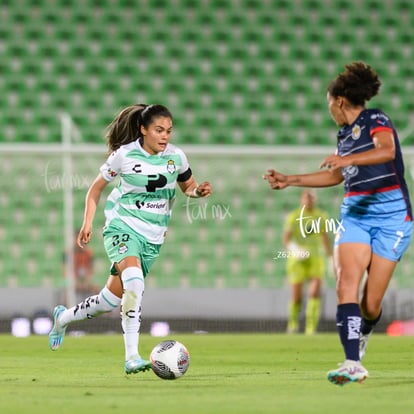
left=140, top=104, right=173, bottom=130
left=105, top=104, right=172, bottom=153
left=327, top=61, right=381, bottom=106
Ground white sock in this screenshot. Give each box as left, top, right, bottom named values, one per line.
left=59, top=286, right=121, bottom=327
left=121, top=266, right=145, bottom=361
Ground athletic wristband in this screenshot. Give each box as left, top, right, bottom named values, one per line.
left=192, top=187, right=201, bottom=198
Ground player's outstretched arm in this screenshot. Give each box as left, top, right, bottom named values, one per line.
left=77, top=174, right=109, bottom=247
left=179, top=175, right=212, bottom=198
left=263, top=168, right=343, bottom=190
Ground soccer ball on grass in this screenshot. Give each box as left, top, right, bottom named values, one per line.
left=150, top=340, right=190, bottom=380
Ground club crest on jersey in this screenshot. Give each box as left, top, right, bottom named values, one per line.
left=166, top=159, right=176, bottom=174
left=352, top=125, right=361, bottom=140
left=118, top=242, right=128, bottom=254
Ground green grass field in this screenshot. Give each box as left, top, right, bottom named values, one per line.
left=1, top=333, right=413, bottom=414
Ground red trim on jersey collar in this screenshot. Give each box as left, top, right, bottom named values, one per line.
left=345, top=184, right=401, bottom=197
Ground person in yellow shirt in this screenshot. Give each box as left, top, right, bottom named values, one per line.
left=283, top=189, right=333, bottom=334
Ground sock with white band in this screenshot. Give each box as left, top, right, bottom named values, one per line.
left=58, top=285, right=121, bottom=327
left=121, top=266, right=145, bottom=361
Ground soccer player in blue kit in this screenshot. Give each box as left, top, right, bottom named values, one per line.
left=264, top=62, right=412, bottom=385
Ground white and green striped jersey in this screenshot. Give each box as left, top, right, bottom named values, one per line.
left=99, top=140, right=191, bottom=244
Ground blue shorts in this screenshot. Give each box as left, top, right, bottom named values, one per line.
left=334, top=213, right=412, bottom=261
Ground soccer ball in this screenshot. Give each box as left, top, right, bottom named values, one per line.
left=150, top=340, right=190, bottom=380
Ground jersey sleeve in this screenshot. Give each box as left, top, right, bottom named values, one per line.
left=99, top=149, right=123, bottom=182
left=369, top=111, right=394, bottom=137
left=176, top=148, right=192, bottom=182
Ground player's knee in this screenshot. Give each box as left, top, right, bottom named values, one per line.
left=361, top=300, right=382, bottom=320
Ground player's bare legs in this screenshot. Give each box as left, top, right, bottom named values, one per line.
left=327, top=243, right=370, bottom=385
left=359, top=254, right=397, bottom=359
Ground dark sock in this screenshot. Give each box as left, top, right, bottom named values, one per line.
left=336, top=303, right=361, bottom=361
left=361, top=309, right=382, bottom=335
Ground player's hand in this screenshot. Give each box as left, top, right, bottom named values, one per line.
left=196, top=181, right=212, bottom=198
left=263, top=169, right=289, bottom=190
left=77, top=226, right=92, bottom=248
left=320, top=154, right=347, bottom=172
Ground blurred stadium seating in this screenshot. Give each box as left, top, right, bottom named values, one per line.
left=0, top=0, right=413, bottom=293
left=1, top=0, right=414, bottom=145
left=0, top=146, right=343, bottom=287
left=1, top=146, right=412, bottom=292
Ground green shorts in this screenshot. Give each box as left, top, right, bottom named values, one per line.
left=103, top=220, right=161, bottom=277
left=286, top=256, right=325, bottom=284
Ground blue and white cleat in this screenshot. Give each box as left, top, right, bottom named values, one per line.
left=125, top=355, right=152, bottom=374
left=48, top=305, right=67, bottom=351
left=359, top=332, right=372, bottom=360
left=327, top=359, right=368, bottom=386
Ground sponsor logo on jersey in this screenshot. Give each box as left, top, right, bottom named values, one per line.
left=136, top=200, right=167, bottom=210
left=146, top=202, right=167, bottom=209
left=370, top=112, right=389, bottom=122
left=342, top=165, right=358, bottom=179
left=132, top=164, right=142, bottom=173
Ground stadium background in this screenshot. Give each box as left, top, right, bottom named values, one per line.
left=0, top=0, right=413, bottom=333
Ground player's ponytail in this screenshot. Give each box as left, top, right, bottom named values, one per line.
left=327, top=61, right=381, bottom=106
left=105, top=103, right=148, bottom=153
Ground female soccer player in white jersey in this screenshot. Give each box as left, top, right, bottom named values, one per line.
left=49, top=104, right=212, bottom=374
left=264, top=62, right=412, bottom=386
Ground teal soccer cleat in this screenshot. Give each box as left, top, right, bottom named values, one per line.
left=48, top=305, right=67, bottom=351
left=327, top=360, right=369, bottom=386
left=125, top=355, right=152, bottom=374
